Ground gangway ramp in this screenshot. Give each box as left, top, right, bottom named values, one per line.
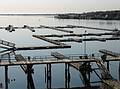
left=99, top=49, right=120, bottom=57
left=51, top=52, right=69, bottom=59
left=15, top=54, right=33, bottom=73
left=95, top=59, right=113, bottom=80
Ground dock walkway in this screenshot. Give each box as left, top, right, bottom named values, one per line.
left=99, top=49, right=120, bottom=57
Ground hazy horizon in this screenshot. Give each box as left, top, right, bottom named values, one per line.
left=0, top=0, right=120, bottom=13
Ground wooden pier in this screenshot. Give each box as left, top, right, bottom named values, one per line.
left=0, top=24, right=120, bottom=89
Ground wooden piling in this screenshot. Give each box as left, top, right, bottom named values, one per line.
left=5, top=66, right=8, bottom=89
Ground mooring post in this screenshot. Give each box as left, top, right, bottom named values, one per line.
left=119, top=61, right=120, bottom=81
left=107, top=61, right=109, bottom=71
left=45, top=67, right=46, bottom=83
left=65, top=63, right=70, bottom=88
left=46, top=64, right=52, bottom=89
left=5, top=66, right=8, bottom=89
left=8, top=53, right=10, bottom=63
left=27, top=65, right=30, bottom=89
left=65, top=63, right=67, bottom=88
left=27, top=65, right=35, bottom=89
left=68, top=64, right=70, bottom=88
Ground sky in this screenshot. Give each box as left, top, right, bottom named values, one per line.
left=0, top=0, right=120, bottom=13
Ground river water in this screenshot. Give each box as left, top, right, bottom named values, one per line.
left=0, top=15, right=120, bottom=89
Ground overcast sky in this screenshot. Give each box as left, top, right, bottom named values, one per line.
left=0, top=0, right=120, bottom=13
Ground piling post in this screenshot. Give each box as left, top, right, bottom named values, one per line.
left=46, top=64, right=52, bottom=89
left=119, top=61, right=120, bottom=81
left=27, top=65, right=35, bottom=89
left=107, top=61, right=109, bottom=71
left=64, top=63, right=70, bottom=88
left=5, top=66, right=8, bottom=89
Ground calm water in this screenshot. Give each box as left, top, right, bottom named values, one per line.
left=0, top=15, right=120, bottom=89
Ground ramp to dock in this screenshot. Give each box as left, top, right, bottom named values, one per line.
left=99, top=49, right=120, bottom=57
left=15, top=54, right=33, bottom=73
left=51, top=52, right=69, bottom=59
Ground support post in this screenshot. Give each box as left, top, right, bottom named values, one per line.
left=65, top=63, right=70, bottom=88
left=119, top=61, right=120, bottom=81
left=27, top=65, right=35, bottom=89
left=107, top=61, right=109, bottom=71
left=5, top=66, right=8, bottom=89
left=46, top=64, right=52, bottom=89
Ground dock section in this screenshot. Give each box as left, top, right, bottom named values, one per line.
left=40, top=25, right=73, bottom=33
left=67, top=25, right=119, bottom=32
left=24, top=25, right=35, bottom=32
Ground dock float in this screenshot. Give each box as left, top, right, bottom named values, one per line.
left=40, top=25, right=73, bottom=33
left=5, top=25, right=15, bottom=32
left=53, top=37, right=120, bottom=43
left=0, top=39, right=15, bottom=47
left=67, top=25, right=119, bottom=32
left=24, top=25, right=35, bottom=32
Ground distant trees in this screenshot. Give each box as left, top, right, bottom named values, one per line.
left=55, top=10, right=120, bottom=20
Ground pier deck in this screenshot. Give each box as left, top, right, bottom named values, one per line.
left=0, top=58, right=97, bottom=66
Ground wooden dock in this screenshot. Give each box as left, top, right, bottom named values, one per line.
left=34, top=32, right=120, bottom=37
left=24, top=25, right=35, bottom=32
left=40, top=25, right=73, bottom=33
left=67, top=25, right=119, bottom=32
left=0, top=39, right=15, bottom=47
left=53, top=37, right=120, bottom=43
left=0, top=58, right=98, bottom=66
left=33, top=35, right=67, bottom=46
